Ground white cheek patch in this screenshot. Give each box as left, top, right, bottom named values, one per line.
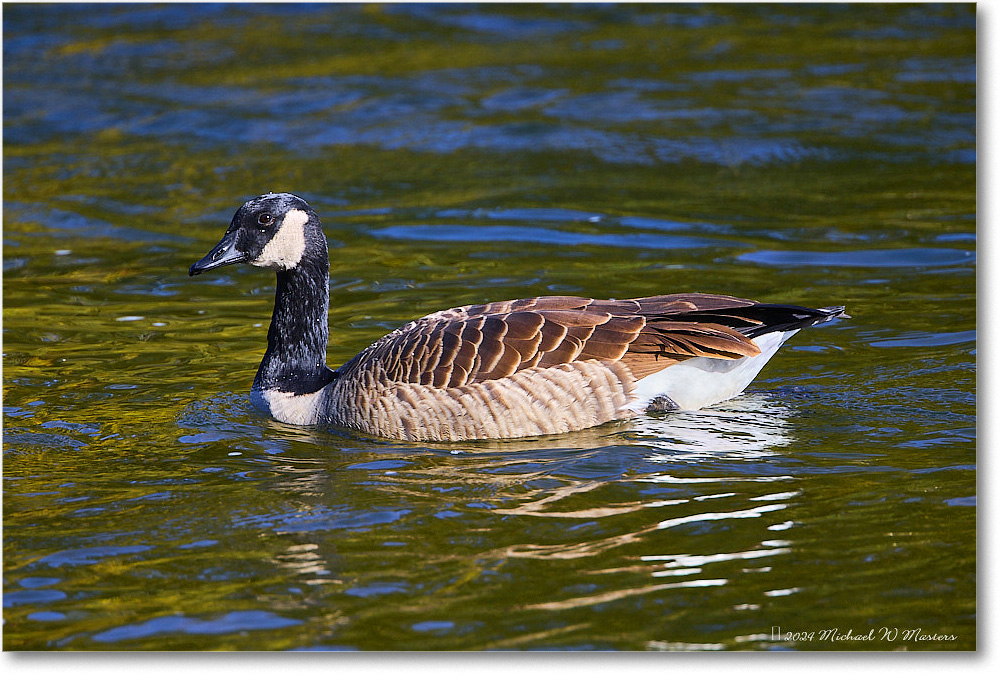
left=252, top=208, right=308, bottom=270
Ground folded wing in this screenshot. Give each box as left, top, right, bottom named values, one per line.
left=338, top=293, right=846, bottom=388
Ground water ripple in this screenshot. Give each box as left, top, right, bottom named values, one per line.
left=738, top=247, right=974, bottom=268
left=91, top=610, right=301, bottom=643
left=371, top=224, right=729, bottom=250
left=39, top=545, right=153, bottom=568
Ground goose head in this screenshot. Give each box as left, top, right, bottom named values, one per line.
left=189, top=192, right=326, bottom=276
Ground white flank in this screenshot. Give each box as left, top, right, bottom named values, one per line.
left=253, top=208, right=308, bottom=270
left=250, top=386, right=326, bottom=425
left=626, top=330, right=800, bottom=412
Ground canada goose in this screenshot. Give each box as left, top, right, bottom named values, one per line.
left=189, top=193, right=847, bottom=442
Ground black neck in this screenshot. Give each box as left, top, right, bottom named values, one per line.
left=254, top=253, right=336, bottom=394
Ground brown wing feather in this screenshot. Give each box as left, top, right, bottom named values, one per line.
left=338, top=293, right=791, bottom=389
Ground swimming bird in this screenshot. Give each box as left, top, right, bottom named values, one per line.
left=189, top=192, right=847, bottom=442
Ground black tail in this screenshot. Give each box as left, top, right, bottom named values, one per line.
left=664, top=304, right=849, bottom=338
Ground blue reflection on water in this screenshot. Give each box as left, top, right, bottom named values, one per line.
left=738, top=248, right=975, bottom=268
left=38, top=545, right=153, bottom=568
left=2, top=4, right=974, bottom=166
left=91, top=610, right=301, bottom=643
left=3, top=589, right=67, bottom=608
left=870, top=330, right=976, bottom=349
left=344, top=582, right=409, bottom=598
left=372, top=225, right=729, bottom=250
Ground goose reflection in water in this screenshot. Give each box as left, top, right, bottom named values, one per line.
left=619, top=393, right=794, bottom=460
left=199, top=389, right=806, bottom=646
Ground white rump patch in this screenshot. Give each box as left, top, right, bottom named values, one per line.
left=252, top=208, right=308, bottom=270
left=626, top=330, right=800, bottom=412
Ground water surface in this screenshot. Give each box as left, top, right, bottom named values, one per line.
left=3, top=3, right=975, bottom=651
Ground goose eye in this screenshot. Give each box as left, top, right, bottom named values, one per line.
left=257, top=213, right=274, bottom=229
